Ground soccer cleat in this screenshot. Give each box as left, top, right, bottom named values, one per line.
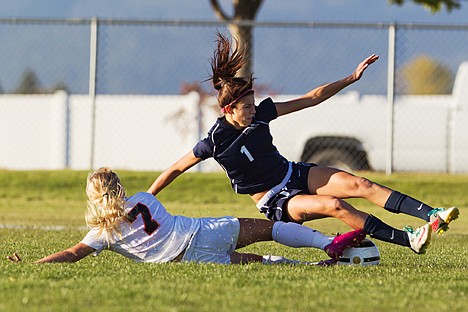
left=316, top=258, right=336, bottom=267
left=324, top=229, right=367, bottom=263
left=428, top=207, right=460, bottom=235
left=404, top=224, right=431, bottom=254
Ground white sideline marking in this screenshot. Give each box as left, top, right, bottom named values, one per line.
left=0, top=224, right=87, bottom=231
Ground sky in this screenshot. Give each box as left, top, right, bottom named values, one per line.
left=0, top=0, right=467, bottom=24
left=0, top=1, right=466, bottom=95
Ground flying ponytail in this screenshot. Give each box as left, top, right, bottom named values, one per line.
left=210, top=32, right=254, bottom=110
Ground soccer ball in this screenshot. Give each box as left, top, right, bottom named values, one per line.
left=337, top=239, right=380, bottom=266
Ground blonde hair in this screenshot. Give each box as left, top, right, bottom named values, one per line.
left=85, top=167, right=127, bottom=244
left=210, top=32, right=254, bottom=110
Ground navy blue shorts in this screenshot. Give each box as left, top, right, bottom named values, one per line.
left=260, top=162, right=316, bottom=222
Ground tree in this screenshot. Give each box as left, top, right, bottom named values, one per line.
left=388, top=0, right=460, bottom=13
left=208, top=0, right=461, bottom=76
left=14, top=69, right=42, bottom=94
left=399, top=55, right=453, bottom=94
left=50, top=82, right=70, bottom=93
left=13, top=69, right=70, bottom=94
left=209, top=0, right=263, bottom=77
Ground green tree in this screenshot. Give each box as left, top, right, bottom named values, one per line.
left=209, top=0, right=263, bottom=77
left=13, top=69, right=69, bottom=94
left=14, top=69, right=42, bottom=94
left=388, top=0, right=460, bottom=13
left=400, top=55, right=454, bottom=94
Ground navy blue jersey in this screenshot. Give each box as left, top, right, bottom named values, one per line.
left=193, top=98, right=289, bottom=194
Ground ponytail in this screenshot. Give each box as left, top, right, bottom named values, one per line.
left=85, top=167, right=127, bottom=244
left=210, top=32, right=254, bottom=110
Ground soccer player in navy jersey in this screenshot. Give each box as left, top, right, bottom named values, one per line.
left=7, top=167, right=366, bottom=265
left=148, top=32, right=459, bottom=255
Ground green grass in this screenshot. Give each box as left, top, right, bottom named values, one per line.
left=1, top=170, right=467, bottom=312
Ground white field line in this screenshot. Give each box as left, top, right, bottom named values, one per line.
left=0, top=224, right=88, bottom=231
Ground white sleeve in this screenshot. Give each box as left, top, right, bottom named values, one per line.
left=80, top=227, right=107, bottom=254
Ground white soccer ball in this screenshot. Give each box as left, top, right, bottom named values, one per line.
left=337, top=239, right=381, bottom=266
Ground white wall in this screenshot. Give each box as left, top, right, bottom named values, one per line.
left=0, top=93, right=68, bottom=170
left=0, top=91, right=205, bottom=171
left=1, top=88, right=467, bottom=172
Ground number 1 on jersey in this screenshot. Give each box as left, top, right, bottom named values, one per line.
left=240, top=145, right=254, bottom=162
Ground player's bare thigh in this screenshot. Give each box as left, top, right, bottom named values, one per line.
left=307, top=166, right=392, bottom=206
left=286, top=194, right=339, bottom=222
left=286, top=194, right=368, bottom=228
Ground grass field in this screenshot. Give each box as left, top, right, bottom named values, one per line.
left=1, top=170, right=467, bottom=312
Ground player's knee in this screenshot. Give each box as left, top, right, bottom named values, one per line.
left=354, top=177, right=375, bottom=193
left=324, top=197, right=347, bottom=215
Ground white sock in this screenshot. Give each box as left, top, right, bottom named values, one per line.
left=262, top=255, right=301, bottom=265
left=272, top=221, right=332, bottom=250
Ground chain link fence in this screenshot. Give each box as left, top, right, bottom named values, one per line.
left=0, top=18, right=467, bottom=172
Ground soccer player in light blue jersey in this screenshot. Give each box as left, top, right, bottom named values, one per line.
left=8, top=167, right=366, bottom=265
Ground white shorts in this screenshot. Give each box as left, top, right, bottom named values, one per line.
left=181, top=216, right=240, bottom=265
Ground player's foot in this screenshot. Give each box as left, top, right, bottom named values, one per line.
left=324, top=229, right=367, bottom=262
left=262, top=255, right=301, bottom=265
left=428, top=207, right=460, bottom=235
left=405, top=224, right=431, bottom=254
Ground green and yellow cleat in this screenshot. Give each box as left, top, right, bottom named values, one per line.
left=428, top=207, right=460, bottom=235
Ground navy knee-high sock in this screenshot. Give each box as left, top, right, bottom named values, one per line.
left=384, top=191, right=433, bottom=222
left=364, top=215, right=410, bottom=247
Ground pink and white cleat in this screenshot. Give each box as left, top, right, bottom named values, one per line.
left=322, top=229, right=367, bottom=264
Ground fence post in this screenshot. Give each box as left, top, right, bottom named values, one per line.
left=49, top=90, right=69, bottom=169
left=64, top=91, right=71, bottom=168
left=89, top=17, right=98, bottom=170
left=386, top=23, right=396, bottom=175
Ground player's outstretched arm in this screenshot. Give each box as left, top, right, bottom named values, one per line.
left=147, top=151, right=202, bottom=196
left=275, top=54, right=379, bottom=117
left=7, top=243, right=96, bottom=264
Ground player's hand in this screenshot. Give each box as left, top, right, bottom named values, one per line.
left=352, top=54, right=379, bottom=81
left=7, top=252, right=22, bottom=263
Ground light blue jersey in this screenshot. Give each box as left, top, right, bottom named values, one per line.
left=81, top=192, right=200, bottom=263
